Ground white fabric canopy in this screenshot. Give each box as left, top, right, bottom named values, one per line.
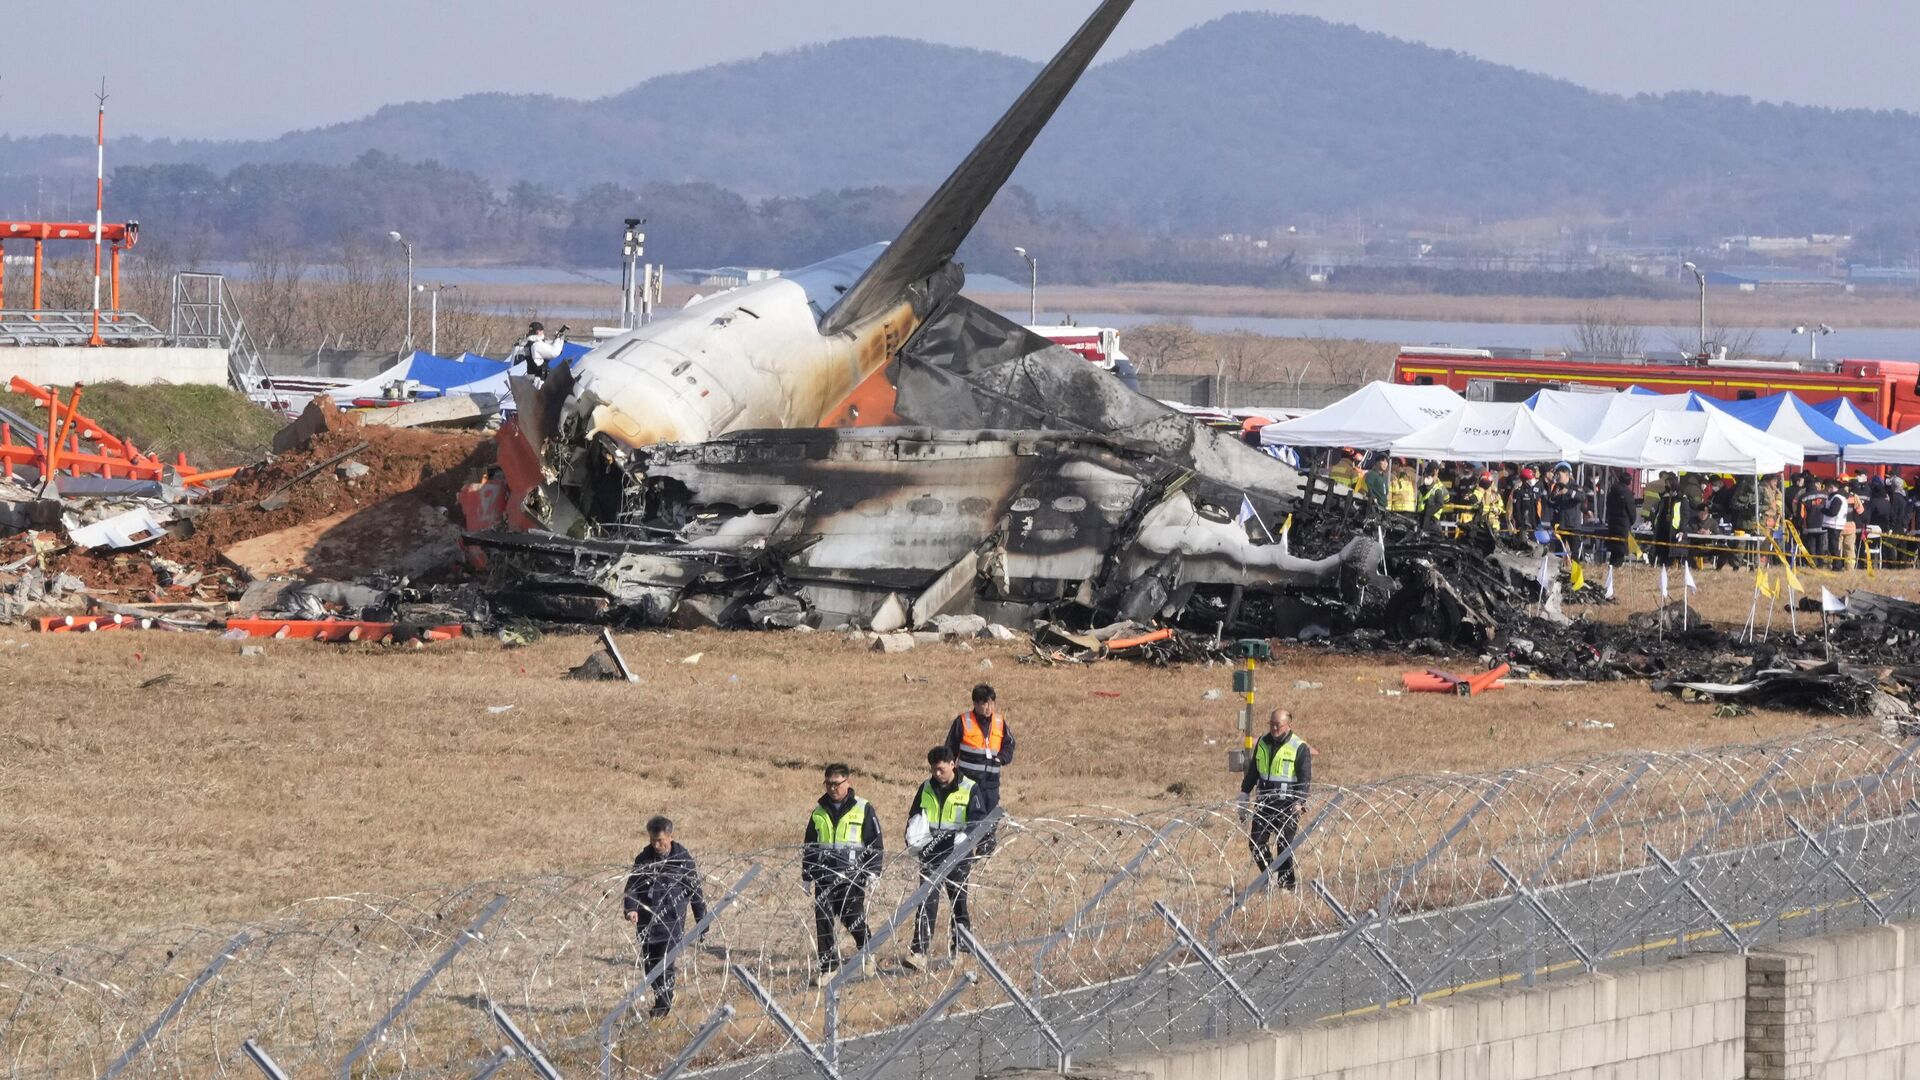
left=1526, top=387, right=1699, bottom=442
left=1390, top=401, right=1587, bottom=463
left=1260, top=382, right=1463, bottom=449
left=1579, top=408, right=1803, bottom=474
left=1525, top=388, right=1618, bottom=442
left=1838, top=425, right=1920, bottom=465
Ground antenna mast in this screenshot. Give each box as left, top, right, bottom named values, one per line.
left=89, top=78, right=107, bottom=347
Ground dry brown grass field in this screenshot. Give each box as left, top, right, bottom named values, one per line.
left=0, top=571, right=1870, bottom=948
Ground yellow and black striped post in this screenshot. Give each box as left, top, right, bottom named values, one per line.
left=1228, top=638, right=1272, bottom=772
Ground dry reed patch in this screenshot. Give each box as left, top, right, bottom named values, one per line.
left=0, top=627, right=1836, bottom=945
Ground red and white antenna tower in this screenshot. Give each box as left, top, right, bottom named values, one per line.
left=89, top=78, right=107, bottom=347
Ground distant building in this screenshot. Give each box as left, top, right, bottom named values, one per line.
left=688, top=266, right=780, bottom=287
left=1850, top=266, right=1920, bottom=288
left=1704, top=267, right=1848, bottom=292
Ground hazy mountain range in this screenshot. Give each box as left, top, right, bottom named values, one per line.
left=6, top=13, right=1919, bottom=240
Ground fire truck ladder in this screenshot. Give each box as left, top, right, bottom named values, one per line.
left=169, top=272, right=277, bottom=397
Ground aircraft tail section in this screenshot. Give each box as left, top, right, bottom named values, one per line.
left=818, top=0, right=1133, bottom=336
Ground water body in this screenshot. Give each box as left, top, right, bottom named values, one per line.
left=1033, top=311, right=1920, bottom=362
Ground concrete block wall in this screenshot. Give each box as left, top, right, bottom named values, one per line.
left=1774, top=922, right=1920, bottom=1078
left=1096, top=921, right=1920, bottom=1080
left=0, top=346, right=229, bottom=386
left=1109, top=953, right=1748, bottom=1080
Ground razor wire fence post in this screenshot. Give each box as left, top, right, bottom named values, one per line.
left=849, top=972, right=975, bottom=1080
left=1881, top=800, right=1920, bottom=921
left=1153, top=901, right=1262, bottom=1025
left=1258, top=889, right=1383, bottom=1021
left=1490, top=856, right=1598, bottom=974
left=1310, top=880, right=1415, bottom=1008
left=598, top=864, right=761, bottom=1080
left=1785, top=814, right=1886, bottom=924
left=1645, top=843, right=1744, bottom=954
left=1763, top=737, right=1919, bottom=940
left=655, top=1004, right=737, bottom=1080
left=240, top=1039, right=291, bottom=1080
left=955, top=924, right=1069, bottom=1071
left=337, top=892, right=509, bottom=1080
left=731, top=963, right=842, bottom=1080
left=102, top=930, right=250, bottom=1079
left=1592, top=753, right=1793, bottom=959
left=823, top=807, right=1002, bottom=1068
left=471, top=1047, right=518, bottom=1079
left=1206, top=793, right=1346, bottom=947
left=488, top=1001, right=561, bottom=1080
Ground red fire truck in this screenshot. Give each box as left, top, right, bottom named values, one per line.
left=1028, top=325, right=1128, bottom=371
left=1392, top=347, right=1920, bottom=433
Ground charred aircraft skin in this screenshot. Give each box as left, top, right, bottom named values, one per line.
left=474, top=426, right=1384, bottom=632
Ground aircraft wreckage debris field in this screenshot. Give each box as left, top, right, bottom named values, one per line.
left=0, top=624, right=1847, bottom=945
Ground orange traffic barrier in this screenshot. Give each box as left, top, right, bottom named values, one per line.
left=223, top=618, right=465, bottom=642
left=1107, top=627, right=1175, bottom=650
left=35, top=613, right=153, bottom=632
left=1402, top=663, right=1510, bottom=696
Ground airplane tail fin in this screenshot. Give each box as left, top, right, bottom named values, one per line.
left=819, top=0, right=1133, bottom=336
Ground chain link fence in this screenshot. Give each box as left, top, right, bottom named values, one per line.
left=6, top=730, right=1919, bottom=1078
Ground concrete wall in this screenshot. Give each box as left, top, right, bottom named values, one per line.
left=1778, top=923, right=1919, bottom=1078
left=0, top=346, right=229, bottom=386
left=1091, top=921, right=1920, bottom=1080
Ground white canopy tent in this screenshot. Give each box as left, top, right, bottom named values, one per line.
left=1579, top=408, right=1803, bottom=474
left=1390, top=401, right=1587, bottom=463
left=1525, top=387, right=1701, bottom=443
left=1835, top=425, right=1920, bottom=465
left=1259, top=382, right=1463, bottom=449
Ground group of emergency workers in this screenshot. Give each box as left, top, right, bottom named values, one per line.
left=1316, top=447, right=1920, bottom=571
left=621, top=684, right=1015, bottom=1014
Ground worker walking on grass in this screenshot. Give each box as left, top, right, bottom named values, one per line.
left=902, top=746, right=978, bottom=971
left=803, top=763, right=884, bottom=985
left=945, top=684, right=1016, bottom=854
left=1238, top=709, right=1313, bottom=889
left=623, top=816, right=709, bottom=1019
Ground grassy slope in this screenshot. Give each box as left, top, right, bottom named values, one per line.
left=0, top=382, right=283, bottom=469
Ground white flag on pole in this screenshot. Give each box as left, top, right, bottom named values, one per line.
left=1536, top=554, right=1553, bottom=592
left=1683, top=563, right=1698, bottom=593
left=1659, top=564, right=1669, bottom=599
left=1603, top=564, right=1615, bottom=600
left=1820, top=587, right=1847, bottom=614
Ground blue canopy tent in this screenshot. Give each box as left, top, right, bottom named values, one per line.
left=1693, top=392, right=1869, bottom=458
left=1811, top=397, right=1895, bottom=441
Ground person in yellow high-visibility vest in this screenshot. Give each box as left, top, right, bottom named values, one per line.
left=803, top=763, right=884, bottom=984
left=1237, top=709, right=1314, bottom=889
left=902, top=746, right=978, bottom=971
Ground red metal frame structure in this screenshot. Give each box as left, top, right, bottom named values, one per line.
left=0, top=377, right=233, bottom=487
left=1392, top=346, right=1920, bottom=433
left=0, top=220, right=140, bottom=314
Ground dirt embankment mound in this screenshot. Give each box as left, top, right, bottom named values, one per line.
left=157, top=418, right=496, bottom=571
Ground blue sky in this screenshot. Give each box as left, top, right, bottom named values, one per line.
left=6, top=1, right=1913, bottom=138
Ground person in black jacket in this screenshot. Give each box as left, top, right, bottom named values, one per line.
left=803, top=763, right=884, bottom=984
left=1238, top=709, right=1313, bottom=889
left=624, top=816, right=709, bottom=1018
left=1604, top=472, right=1636, bottom=568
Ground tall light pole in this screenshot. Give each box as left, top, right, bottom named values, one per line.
left=389, top=230, right=415, bottom=350
left=1792, top=323, right=1833, bottom=362
left=418, top=283, right=457, bottom=355
left=1682, top=261, right=1707, bottom=357
left=1014, top=246, right=1038, bottom=324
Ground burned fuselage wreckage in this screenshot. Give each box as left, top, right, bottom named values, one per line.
left=468, top=0, right=1500, bottom=646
